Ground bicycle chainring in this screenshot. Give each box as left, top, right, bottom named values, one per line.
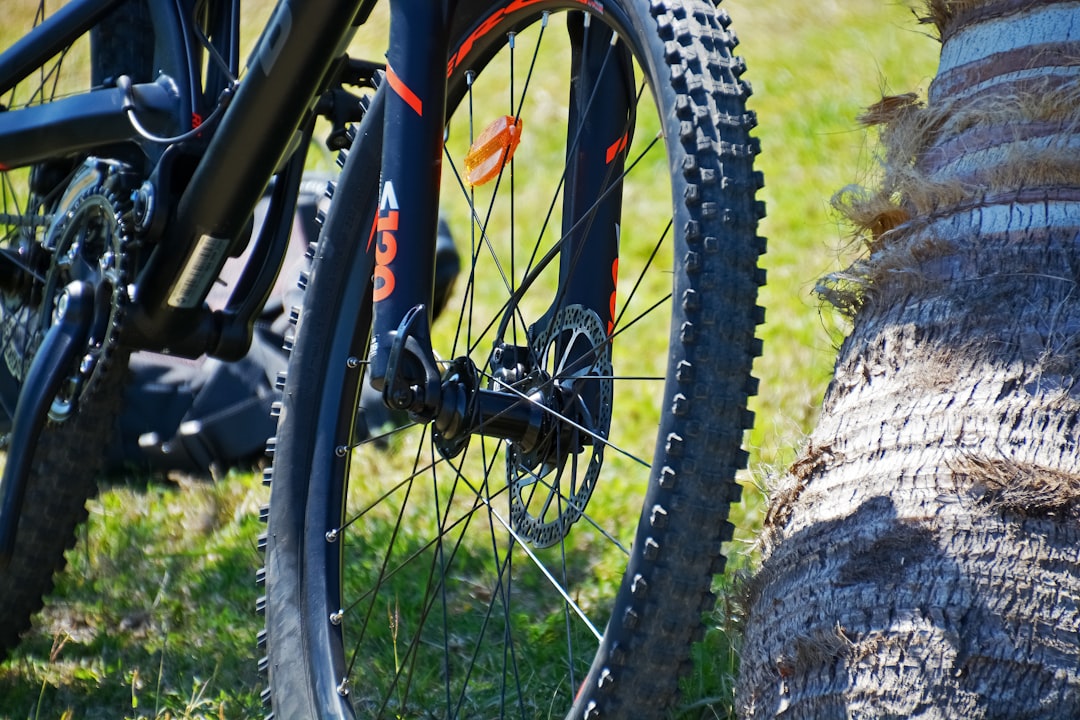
left=0, top=158, right=136, bottom=425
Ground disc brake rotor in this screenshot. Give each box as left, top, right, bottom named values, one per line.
left=507, top=304, right=613, bottom=548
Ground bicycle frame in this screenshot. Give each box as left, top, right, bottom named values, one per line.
left=0, top=0, right=448, bottom=363
left=0, top=0, right=628, bottom=380
left=0, top=0, right=456, bottom=558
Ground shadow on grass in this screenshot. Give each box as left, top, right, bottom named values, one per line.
left=0, top=471, right=266, bottom=720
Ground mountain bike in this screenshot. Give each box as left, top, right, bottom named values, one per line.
left=0, top=0, right=764, bottom=717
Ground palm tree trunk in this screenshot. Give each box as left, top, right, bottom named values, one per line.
left=737, top=1, right=1080, bottom=717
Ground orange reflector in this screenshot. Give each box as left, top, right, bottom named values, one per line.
left=464, top=115, right=523, bottom=187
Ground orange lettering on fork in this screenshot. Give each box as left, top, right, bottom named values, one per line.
left=374, top=181, right=401, bottom=302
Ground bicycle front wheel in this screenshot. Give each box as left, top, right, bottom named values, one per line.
left=263, top=1, right=764, bottom=717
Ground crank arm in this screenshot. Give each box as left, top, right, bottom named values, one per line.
left=0, top=281, right=93, bottom=565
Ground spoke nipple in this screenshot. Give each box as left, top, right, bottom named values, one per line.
left=326, top=528, right=340, bottom=543
left=330, top=610, right=343, bottom=626
left=346, top=356, right=360, bottom=369
left=337, top=678, right=350, bottom=697
left=335, top=445, right=348, bottom=457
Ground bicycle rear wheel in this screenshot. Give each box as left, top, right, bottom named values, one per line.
left=0, top=0, right=151, bottom=661
left=263, top=1, right=764, bottom=717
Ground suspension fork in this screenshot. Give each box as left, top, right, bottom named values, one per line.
left=370, top=7, right=633, bottom=453
left=365, top=0, right=452, bottom=402
left=365, top=0, right=531, bottom=438
left=544, top=13, right=631, bottom=370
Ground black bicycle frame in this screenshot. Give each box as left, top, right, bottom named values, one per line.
left=0, top=0, right=194, bottom=168
left=128, top=0, right=378, bottom=358
left=0, top=0, right=390, bottom=360
left=0, top=0, right=628, bottom=425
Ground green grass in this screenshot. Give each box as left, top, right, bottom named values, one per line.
left=0, top=2, right=940, bottom=718
left=732, top=0, right=940, bottom=525
left=0, top=472, right=267, bottom=719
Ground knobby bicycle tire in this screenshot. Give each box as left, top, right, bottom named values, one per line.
left=262, top=0, right=765, bottom=717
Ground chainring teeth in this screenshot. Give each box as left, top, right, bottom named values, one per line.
left=17, top=161, right=135, bottom=418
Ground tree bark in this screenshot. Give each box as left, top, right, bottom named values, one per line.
left=737, top=1, right=1080, bottom=717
